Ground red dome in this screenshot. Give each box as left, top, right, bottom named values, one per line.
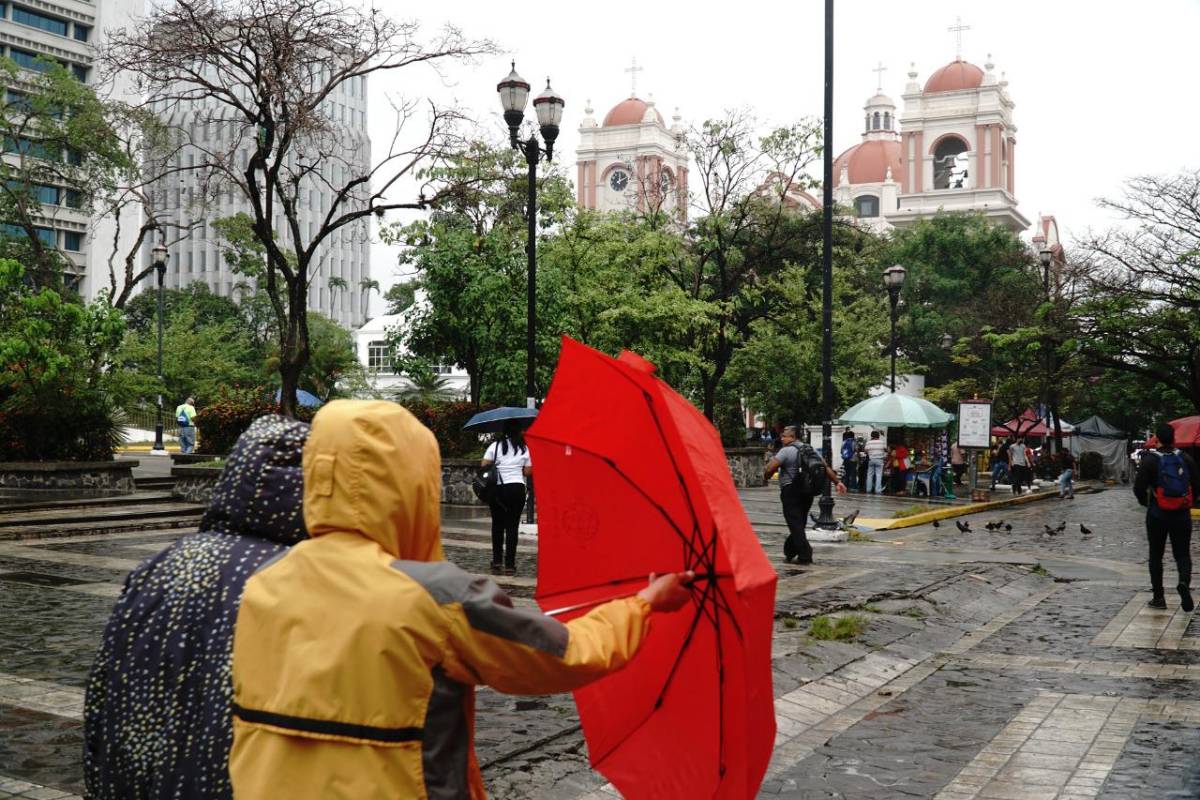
left=603, top=97, right=664, bottom=127
left=833, top=139, right=904, bottom=189
left=924, top=59, right=984, bottom=93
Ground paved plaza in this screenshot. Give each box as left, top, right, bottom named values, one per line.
left=1, top=484, right=1197, bottom=798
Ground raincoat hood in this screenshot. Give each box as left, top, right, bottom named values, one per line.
left=302, top=399, right=443, bottom=561
left=199, top=414, right=310, bottom=545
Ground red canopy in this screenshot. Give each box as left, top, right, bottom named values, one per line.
left=991, top=410, right=1074, bottom=438
left=527, top=337, right=777, bottom=799
left=1146, top=416, right=1200, bottom=449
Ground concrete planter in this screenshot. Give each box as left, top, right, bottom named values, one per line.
left=0, top=460, right=138, bottom=497
left=171, top=465, right=223, bottom=505
left=443, top=458, right=483, bottom=505
left=171, top=453, right=223, bottom=466
left=725, top=447, right=771, bottom=488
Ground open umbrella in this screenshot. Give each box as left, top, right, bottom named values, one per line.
left=1146, top=416, right=1200, bottom=449
left=273, top=388, right=323, bottom=409
left=462, top=406, right=538, bottom=433
left=526, top=337, right=776, bottom=800
left=837, top=393, right=954, bottom=428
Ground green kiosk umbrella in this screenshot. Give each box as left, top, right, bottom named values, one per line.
left=837, top=394, right=954, bottom=429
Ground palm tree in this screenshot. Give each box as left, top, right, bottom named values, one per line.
left=395, top=366, right=453, bottom=404
left=358, top=278, right=380, bottom=321
left=327, top=276, right=348, bottom=318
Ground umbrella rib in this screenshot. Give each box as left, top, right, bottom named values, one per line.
left=536, top=571, right=731, bottom=602
left=524, top=434, right=705, bottom=565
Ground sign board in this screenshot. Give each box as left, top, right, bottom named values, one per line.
left=957, top=399, right=993, bottom=449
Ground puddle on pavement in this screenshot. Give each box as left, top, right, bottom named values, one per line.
left=0, top=571, right=90, bottom=587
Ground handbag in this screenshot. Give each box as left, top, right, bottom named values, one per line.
left=471, top=464, right=500, bottom=503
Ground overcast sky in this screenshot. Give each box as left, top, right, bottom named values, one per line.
left=365, top=0, right=1200, bottom=314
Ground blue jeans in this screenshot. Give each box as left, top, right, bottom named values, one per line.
left=991, top=461, right=1009, bottom=488
left=1058, top=469, right=1074, bottom=497
left=866, top=459, right=885, bottom=494
left=180, top=425, right=196, bottom=454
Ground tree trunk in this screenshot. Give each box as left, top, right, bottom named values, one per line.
left=279, top=357, right=302, bottom=419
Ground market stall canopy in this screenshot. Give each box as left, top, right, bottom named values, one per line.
left=838, top=394, right=954, bottom=429
left=991, top=410, right=1074, bottom=438
left=1146, top=416, right=1200, bottom=449
left=1072, top=415, right=1125, bottom=439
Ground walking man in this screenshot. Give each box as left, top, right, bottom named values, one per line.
left=1008, top=436, right=1029, bottom=495
left=175, top=397, right=197, bottom=454
left=1134, top=423, right=1199, bottom=610
left=840, top=432, right=858, bottom=492
left=864, top=430, right=887, bottom=495
left=950, top=442, right=967, bottom=486
left=764, top=426, right=845, bottom=564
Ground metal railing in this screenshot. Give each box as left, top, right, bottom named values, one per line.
left=119, top=407, right=181, bottom=442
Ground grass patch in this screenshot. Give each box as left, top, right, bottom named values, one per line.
left=901, top=607, right=926, bottom=619
left=891, top=505, right=929, bottom=519
left=191, top=459, right=226, bottom=469
left=808, top=614, right=867, bottom=641
left=855, top=603, right=882, bottom=614
left=782, top=617, right=799, bottom=630
left=1031, top=563, right=1049, bottom=576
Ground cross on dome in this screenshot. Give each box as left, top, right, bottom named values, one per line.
left=872, top=62, right=888, bottom=91
left=947, top=16, right=971, bottom=59
left=624, top=57, right=644, bottom=98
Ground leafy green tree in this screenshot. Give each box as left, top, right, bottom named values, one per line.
left=289, top=312, right=364, bottom=402
left=384, top=141, right=575, bottom=407
left=1075, top=170, right=1200, bottom=413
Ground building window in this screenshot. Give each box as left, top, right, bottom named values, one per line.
left=71, top=64, right=88, bottom=82
left=367, top=340, right=393, bottom=373
left=933, top=136, right=970, bottom=189
left=854, top=195, right=880, bottom=218
left=11, top=6, right=68, bottom=37
left=73, top=24, right=89, bottom=42
left=872, top=112, right=880, bottom=130
left=63, top=231, right=82, bottom=251
left=9, top=48, right=51, bottom=73
left=883, top=112, right=891, bottom=129
left=431, top=364, right=453, bottom=375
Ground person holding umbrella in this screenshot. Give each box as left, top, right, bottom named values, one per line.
left=482, top=420, right=533, bottom=575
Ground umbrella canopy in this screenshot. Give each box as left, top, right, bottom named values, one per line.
left=526, top=337, right=777, bottom=800
left=462, top=406, right=538, bottom=433
left=1146, top=416, right=1200, bottom=449
left=1072, top=415, right=1126, bottom=439
left=838, top=393, right=954, bottom=429
left=992, top=409, right=1074, bottom=438
left=273, top=388, right=322, bottom=409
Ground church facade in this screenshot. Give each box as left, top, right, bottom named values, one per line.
left=574, top=96, right=688, bottom=222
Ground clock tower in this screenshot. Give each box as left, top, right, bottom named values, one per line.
left=575, top=94, right=688, bottom=222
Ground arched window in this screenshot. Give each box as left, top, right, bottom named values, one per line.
left=872, top=112, right=881, bottom=130
left=932, top=136, right=970, bottom=189
left=854, top=195, right=880, bottom=218
left=865, top=114, right=871, bottom=132
left=883, top=112, right=891, bottom=129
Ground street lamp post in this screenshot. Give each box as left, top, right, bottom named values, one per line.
left=150, top=242, right=169, bottom=455
left=496, top=62, right=564, bottom=410
left=814, top=0, right=837, bottom=530
left=883, top=264, right=906, bottom=393
left=1038, top=246, right=1055, bottom=450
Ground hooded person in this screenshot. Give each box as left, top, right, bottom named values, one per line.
left=229, top=399, right=692, bottom=799
left=83, top=414, right=310, bottom=800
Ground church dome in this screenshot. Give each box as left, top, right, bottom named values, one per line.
left=924, top=58, right=984, bottom=93
left=603, top=97, right=665, bottom=127
left=833, top=139, right=903, bottom=188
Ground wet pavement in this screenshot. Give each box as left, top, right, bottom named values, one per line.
left=1, top=483, right=1197, bottom=798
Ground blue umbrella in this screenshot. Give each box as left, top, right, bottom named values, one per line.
left=274, top=388, right=323, bottom=409
left=463, top=406, right=538, bottom=433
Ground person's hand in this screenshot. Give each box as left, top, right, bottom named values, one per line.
left=637, top=571, right=695, bottom=612
left=836, top=481, right=848, bottom=495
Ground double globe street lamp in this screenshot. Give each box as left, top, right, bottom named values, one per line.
left=496, top=62, right=564, bottom=409
left=882, top=263, right=907, bottom=393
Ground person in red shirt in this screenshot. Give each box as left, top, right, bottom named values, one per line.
left=891, top=443, right=910, bottom=495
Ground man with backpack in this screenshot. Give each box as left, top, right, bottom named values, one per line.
left=1134, top=423, right=1200, bottom=611
left=764, top=425, right=846, bottom=565
left=175, top=397, right=197, bottom=455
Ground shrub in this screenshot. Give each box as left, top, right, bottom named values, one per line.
left=193, top=387, right=314, bottom=455
left=399, top=400, right=490, bottom=458
left=808, top=614, right=867, bottom=641
left=0, top=389, right=123, bottom=461
left=1079, top=451, right=1104, bottom=480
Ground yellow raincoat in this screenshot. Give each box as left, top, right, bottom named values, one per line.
left=230, top=400, right=651, bottom=799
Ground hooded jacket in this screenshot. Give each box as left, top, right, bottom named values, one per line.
left=83, top=414, right=310, bottom=800
left=229, top=400, right=651, bottom=799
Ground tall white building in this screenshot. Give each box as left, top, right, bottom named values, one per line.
left=0, top=0, right=141, bottom=293
left=147, top=74, right=372, bottom=329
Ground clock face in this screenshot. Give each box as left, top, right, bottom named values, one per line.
left=609, top=170, right=629, bottom=192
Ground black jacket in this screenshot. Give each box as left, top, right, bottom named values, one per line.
left=1133, top=447, right=1200, bottom=519
left=84, top=414, right=310, bottom=800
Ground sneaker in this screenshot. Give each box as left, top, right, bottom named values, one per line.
left=1148, top=596, right=1168, bottom=610
left=489, top=563, right=503, bottom=576
left=504, top=566, right=516, bottom=577
left=1179, top=584, right=1195, bottom=613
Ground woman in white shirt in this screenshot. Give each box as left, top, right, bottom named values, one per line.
left=480, top=421, right=533, bottom=576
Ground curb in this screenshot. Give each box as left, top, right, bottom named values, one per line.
left=861, top=486, right=1096, bottom=531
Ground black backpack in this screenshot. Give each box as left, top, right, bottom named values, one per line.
left=788, top=443, right=827, bottom=496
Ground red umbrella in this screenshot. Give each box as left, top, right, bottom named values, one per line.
left=527, top=337, right=777, bottom=799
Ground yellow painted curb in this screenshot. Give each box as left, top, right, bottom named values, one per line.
left=864, top=488, right=1084, bottom=532
left=1192, top=508, right=1200, bottom=519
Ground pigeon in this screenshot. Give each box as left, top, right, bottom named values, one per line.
left=1004, top=524, right=1012, bottom=531
left=1080, top=523, right=1092, bottom=535
left=955, top=520, right=971, bottom=533
left=842, top=509, right=859, bottom=527
left=985, top=521, right=997, bottom=531
left=1043, top=525, right=1059, bottom=536
left=932, top=519, right=941, bottom=528
left=1055, top=521, right=1067, bottom=533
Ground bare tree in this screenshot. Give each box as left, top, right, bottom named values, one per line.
left=101, top=0, right=492, bottom=415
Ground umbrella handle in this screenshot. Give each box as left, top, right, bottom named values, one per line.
left=541, top=572, right=728, bottom=617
